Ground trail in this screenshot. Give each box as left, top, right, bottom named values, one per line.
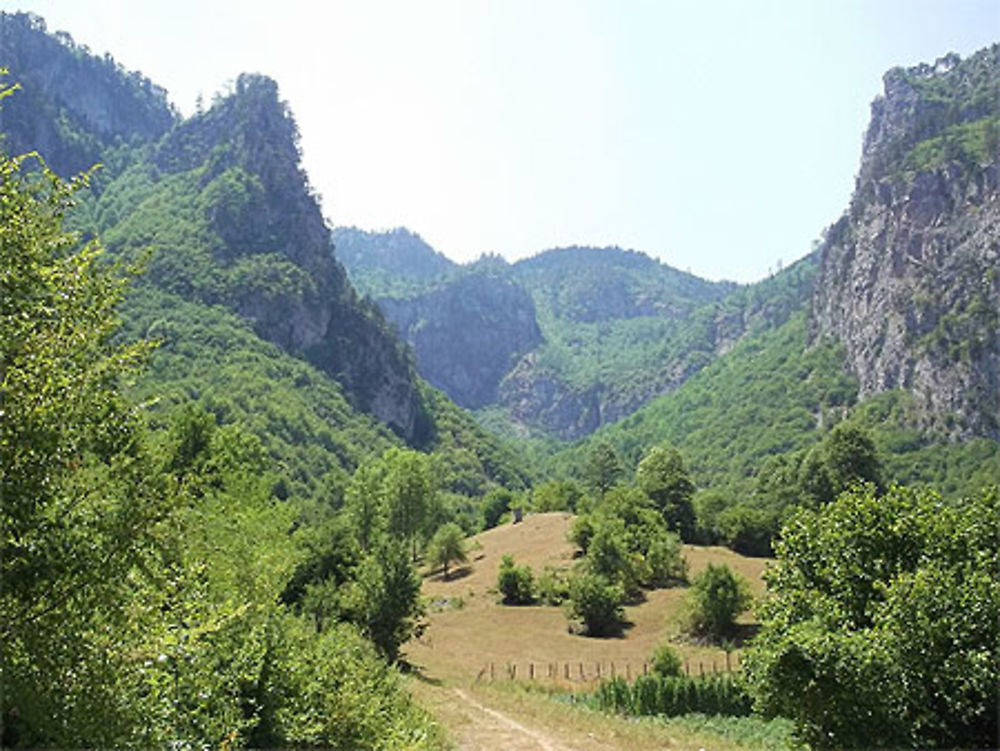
left=450, top=688, right=576, bottom=751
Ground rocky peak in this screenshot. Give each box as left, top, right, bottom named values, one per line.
left=812, top=46, right=1000, bottom=440
left=0, top=11, right=176, bottom=175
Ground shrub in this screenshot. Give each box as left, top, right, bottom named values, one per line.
left=596, top=674, right=752, bottom=718
left=497, top=554, right=534, bottom=605
left=650, top=644, right=683, bottom=677
left=536, top=565, right=571, bottom=605
left=683, top=564, right=752, bottom=641
left=565, top=572, right=625, bottom=637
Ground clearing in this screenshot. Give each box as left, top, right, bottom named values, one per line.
left=404, top=512, right=773, bottom=750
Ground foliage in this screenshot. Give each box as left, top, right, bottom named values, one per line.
left=426, top=522, right=468, bottom=579
left=636, top=443, right=696, bottom=540
left=683, top=564, right=752, bottom=641
left=585, top=440, right=623, bottom=500
left=565, top=572, right=625, bottom=637
left=497, top=554, right=535, bottom=605
left=743, top=485, right=1000, bottom=749
left=382, top=447, right=435, bottom=560
left=650, top=644, right=684, bottom=677
left=535, top=565, right=572, bottom=606
left=574, top=487, right=687, bottom=595
left=596, top=674, right=752, bottom=718
left=346, top=540, right=426, bottom=664
left=253, top=617, right=443, bottom=750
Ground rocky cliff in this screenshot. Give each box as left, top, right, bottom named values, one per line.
left=0, top=12, right=175, bottom=175
left=811, top=46, right=999, bottom=439
left=1, top=16, right=430, bottom=443
left=377, top=269, right=543, bottom=409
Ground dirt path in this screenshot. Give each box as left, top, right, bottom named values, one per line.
left=450, top=688, right=575, bottom=751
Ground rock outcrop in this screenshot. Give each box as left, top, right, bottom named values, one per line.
left=378, top=270, right=543, bottom=409
left=811, top=46, right=1000, bottom=439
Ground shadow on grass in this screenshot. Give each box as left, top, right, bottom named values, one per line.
left=401, top=662, right=444, bottom=686
left=426, top=565, right=473, bottom=582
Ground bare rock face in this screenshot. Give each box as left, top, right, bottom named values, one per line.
left=811, top=47, right=1000, bottom=439
left=378, top=272, right=543, bottom=410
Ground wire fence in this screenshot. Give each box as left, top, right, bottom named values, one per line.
left=475, top=653, right=742, bottom=685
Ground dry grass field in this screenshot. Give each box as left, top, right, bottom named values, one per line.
left=404, top=512, right=775, bottom=749
left=406, top=512, right=769, bottom=686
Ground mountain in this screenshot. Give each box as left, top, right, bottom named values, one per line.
left=811, top=46, right=1000, bottom=440
left=1, top=11, right=530, bottom=499
left=340, top=233, right=817, bottom=438
left=0, top=12, right=175, bottom=175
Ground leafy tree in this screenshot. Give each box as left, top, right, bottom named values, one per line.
left=744, top=485, right=999, bottom=749
left=496, top=554, right=535, bottom=605
left=636, top=443, right=696, bottom=539
left=683, top=564, right=752, bottom=641
left=347, top=540, right=425, bottom=663
left=481, top=486, right=514, bottom=529
left=382, top=448, right=435, bottom=561
left=565, top=572, right=625, bottom=637
left=344, top=460, right=387, bottom=552
left=0, top=138, right=172, bottom=744
left=585, top=440, right=623, bottom=502
left=426, top=522, right=468, bottom=579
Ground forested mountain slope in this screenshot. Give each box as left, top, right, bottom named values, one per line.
left=1, top=10, right=530, bottom=499
left=340, top=229, right=815, bottom=438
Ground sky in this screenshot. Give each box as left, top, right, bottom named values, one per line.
left=3, top=1, right=997, bottom=282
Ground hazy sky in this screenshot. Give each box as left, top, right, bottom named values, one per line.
left=4, top=1, right=997, bottom=281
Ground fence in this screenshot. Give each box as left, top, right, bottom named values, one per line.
left=475, top=653, right=742, bottom=685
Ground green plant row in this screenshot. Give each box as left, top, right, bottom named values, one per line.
left=595, top=674, right=753, bottom=718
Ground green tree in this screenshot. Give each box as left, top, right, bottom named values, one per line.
left=345, top=460, right=387, bottom=552
left=565, top=572, right=625, bottom=637
left=0, top=139, right=171, bottom=744
left=496, top=554, right=535, bottom=605
left=426, top=522, right=467, bottom=579
left=744, top=485, right=999, bottom=749
left=585, top=440, right=623, bottom=502
left=683, top=564, right=752, bottom=641
left=382, top=448, right=435, bottom=561
left=348, top=540, right=425, bottom=663
left=650, top=643, right=683, bottom=677
left=636, top=444, right=696, bottom=540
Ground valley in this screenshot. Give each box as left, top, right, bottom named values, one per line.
left=1, top=9, right=997, bottom=750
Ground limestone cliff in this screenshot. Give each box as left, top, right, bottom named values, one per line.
left=811, top=46, right=999, bottom=439
left=377, top=269, right=543, bottom=409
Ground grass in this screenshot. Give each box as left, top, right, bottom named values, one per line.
left=408, top=513, right=769, bottom=686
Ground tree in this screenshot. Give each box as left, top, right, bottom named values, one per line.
left=743, top=485, right=999, bottom=749
left=682, top=564, right=752, bottom=641
left=636, top=444, right=696, bottom=539
left=650, top=644, right=683, bottom=677
left=426, top=522, right=467, bottom=579
left=382, top=448, right=434, bottom=561
left=565, top=572, right=625, bottom=637
left=497, top=554, right=535, bottom=605
left=585, top=440, right=623, bottom=502
left=348, top=540, right=425, bottom=663
left=799, top=423, right=882, bottom=506
left=344, top=460, right=387, bottom=552
left=0, top=134, right=172, bottom=744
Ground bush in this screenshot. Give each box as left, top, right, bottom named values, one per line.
left=565, top=572, right=625, bottom=637
left=683, top=564, right=752, bottom=641
left=650, top=644, right=683, bottom=677
left=536, top=565, right=571, bottom=605
left=497, top=554, right=534, bottom=605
